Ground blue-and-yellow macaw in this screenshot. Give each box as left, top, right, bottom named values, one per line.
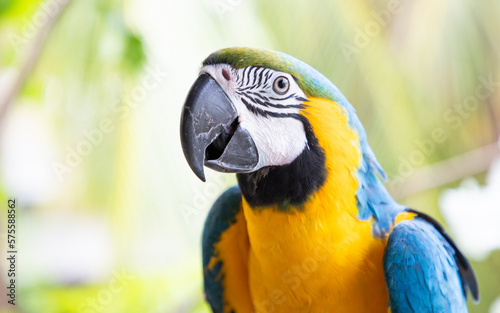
left=179, top=47, right=479, bottom=313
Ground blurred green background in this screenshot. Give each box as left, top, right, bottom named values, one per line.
left=0, top=0, right=499, bottom=312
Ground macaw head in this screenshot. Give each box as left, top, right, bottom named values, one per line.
left=180, top=47, right=396, bottom=221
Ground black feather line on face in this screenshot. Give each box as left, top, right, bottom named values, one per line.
left=239, top=83, right=259, bottom=92
left=257, top=69, right=265, bottom=86
left=237, top=115, right=327, bottom=209
left=268, top=93, right=296, bottom=101
left=251, top=67, right=258, bottom=85
left=240, top=97, right=301, bottom=118
left=239, top=93, right=303, bottom=111
left=247, top=91, right=269, bottom=101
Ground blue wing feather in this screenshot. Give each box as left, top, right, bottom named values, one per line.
left=202, top=186, right=242, bottom=313
left=405, top=209, right=479, bottom=302
left=384, top=213, right=478, bottom=313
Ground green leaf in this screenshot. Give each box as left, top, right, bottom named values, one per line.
left=122, top=31, right=145, bottom=73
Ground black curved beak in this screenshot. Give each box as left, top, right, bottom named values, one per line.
left=180, top=73, right=259, bottom=181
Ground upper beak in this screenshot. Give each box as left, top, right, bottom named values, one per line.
left=180, top=73, right=259, bottom=181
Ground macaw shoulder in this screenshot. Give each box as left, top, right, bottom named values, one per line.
left=202, top=186, right=253, bottom=313
left=384, top=210, right=479, bottom=313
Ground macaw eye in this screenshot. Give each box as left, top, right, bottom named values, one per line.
left=273, top=76, right=289, bottom=94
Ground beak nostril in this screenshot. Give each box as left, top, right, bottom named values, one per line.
left=222, top=68, right=231, bottom=81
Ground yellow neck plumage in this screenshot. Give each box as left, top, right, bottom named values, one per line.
left=240, top=97, right=390, bottom=312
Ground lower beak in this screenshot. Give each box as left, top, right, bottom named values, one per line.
left=180, top=73, right=259, bottom=181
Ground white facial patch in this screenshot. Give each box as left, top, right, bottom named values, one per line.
left=200, top=64, right=308, bottom=171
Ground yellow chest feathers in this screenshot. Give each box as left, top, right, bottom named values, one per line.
left=243, top=98, right=389, bottom=312
left=242, top=200, right=389, bottom=313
